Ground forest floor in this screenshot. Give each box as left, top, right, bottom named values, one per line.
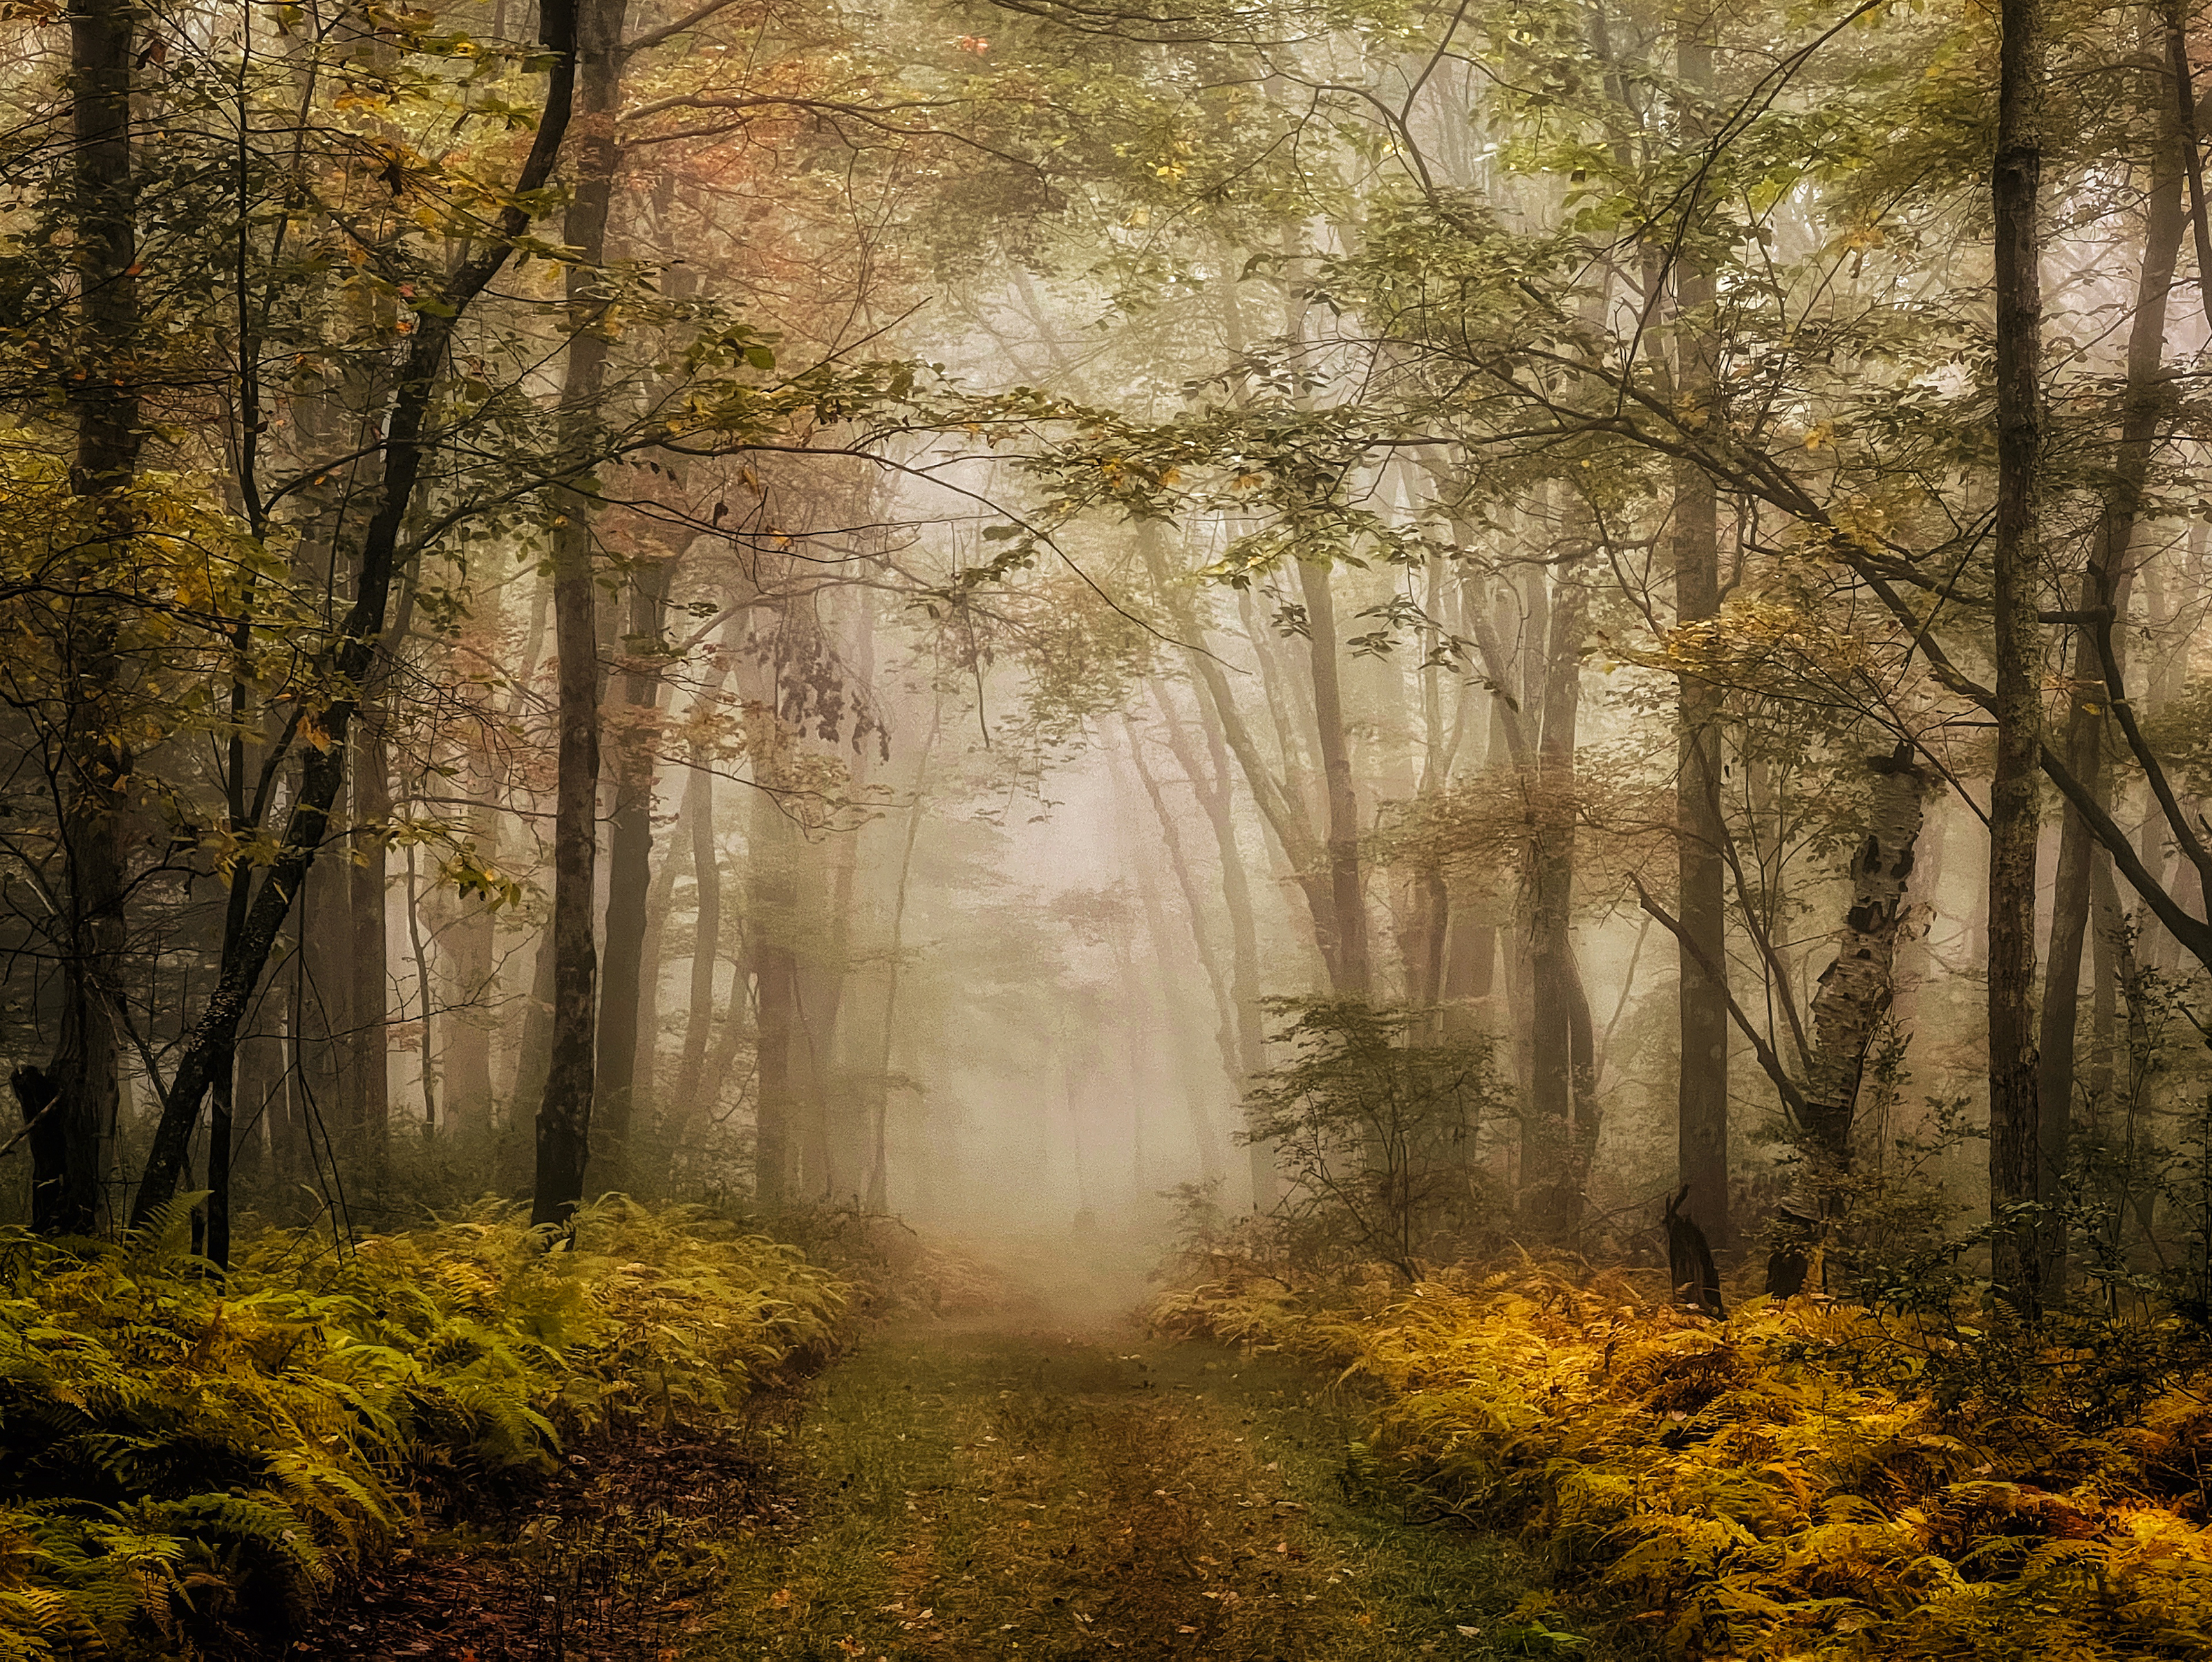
left=283, top=1234, right=1627, bottom=1661
left=701, top=1235, right=1619, bottom=1662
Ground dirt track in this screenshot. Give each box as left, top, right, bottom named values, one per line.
left=702, top=1246, right=1550, bottom=1661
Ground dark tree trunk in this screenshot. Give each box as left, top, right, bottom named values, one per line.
left=527, top=0, right=625, bottom=1228
left=42, top=0, right=144, bottom=1238
left=1672, top=25, right=1731, bottom=1254
left=1989, top=0, right=2046, bottom=1309
left=348, top=715, right=393, bottom=1159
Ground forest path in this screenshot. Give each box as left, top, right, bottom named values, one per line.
left=700, top=1249, right=1562, bottom=1661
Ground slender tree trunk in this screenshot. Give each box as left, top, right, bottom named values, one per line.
left=231, top=1005, right=279, bottom=1197
left=592, top=558, right=668, bottom=1183
left=349, top=715, right=393, bottom=1161
left=1298, top=560, right=1371, bottom=994
left=1524, top=554, right=1593, bottom=1235
left=1989, top=0, right=2047, bottom=1307
left=1124, top=718, right=1239, bottom=1098
left=796, top=826, right=857, bottom=1198
left=750, top=788, right=799, bottom=1207
left=1156, top=677, right=1275, bottom=1207
left=442, top=592, right=505, bottom=1124
left=673, top=764, right=721, bottom=1110
left=1116, top=735, right=1226, bottom=1182
left=530, top=0, right=625, bottom=1227
left=1672, top=25, right=1731, bottom=1252
left=2035, top=81, right=2182, bottom=1291
left=1135, top=526, right=1332, bottom=984
left=867, top=699, right=939, bottom=1213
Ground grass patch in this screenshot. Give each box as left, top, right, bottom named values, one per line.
left=706, top=1321, right=1638, bottom=1659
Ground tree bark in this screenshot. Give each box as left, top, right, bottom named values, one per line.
left=1124, top=717, right=1240, bottom=1100
left=592, top=558, right=668, bottom=1181
left=1116, top=733, right=1225, bottom=1182
left=40, top=0, right=144, bottom=1237
left=1672, top=22, right=1731, bottom=1254
left=673, top=761, right=721, bottom=1112
left=1134, top=525, right=1334, bottom=986
left=528, top=0, right=625, bottom=1227
left=1989, top=0, right=2046, bottom=1308
left=348, top=709, right=393, bottom=1158
left=1801, top=750, right=1927, bottom=1178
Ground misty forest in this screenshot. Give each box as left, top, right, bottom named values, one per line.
left=18, top=0, right=2212, bottom=1654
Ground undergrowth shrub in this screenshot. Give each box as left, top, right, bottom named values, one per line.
left=1155, top=1256, right=2212, bottom=1659
left=0, top=1195, right=845, bottom=1659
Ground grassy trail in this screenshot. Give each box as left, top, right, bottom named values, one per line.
left=704, top=1294, right=1595, bottom=1661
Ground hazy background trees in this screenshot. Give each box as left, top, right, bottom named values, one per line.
left=8, top=0, right=2212, bottom=1312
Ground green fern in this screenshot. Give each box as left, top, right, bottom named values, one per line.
left=0, top=1198, right=847, bottom=1659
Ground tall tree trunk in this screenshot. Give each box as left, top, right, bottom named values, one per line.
left=1524, top=554, right=1594, bottom=1235
left=1672, top=23, right=1731, bottom=1254
left=1116, top=733, right=1226, bottom=1182
left=866, top=699, right=939, bottom=1213
left=1124, top=718, right=1240, bottom=1099
left=592, top=558, right=668, bottom=1184
left=796, top=826, right=858, bottom=1198
left=1154, top=678, right=1274, bottom=1202
left=1989, top=0, right=2046, bottom=1308
left=749, top=786, right=799, bottom=1207
left=38, top=0, right=144, bottom=1236
left=442, top=589, right=506, bottom=1124
left=348, top=712, right=393, bottom=1162
left=2034, top=73, right=2182, bottom=1291
left=529, top=0, right=625, bottom=1228
left=673, top=764, right=721, bottom=1111
left=1297, top=560, right=1372, bottom=994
